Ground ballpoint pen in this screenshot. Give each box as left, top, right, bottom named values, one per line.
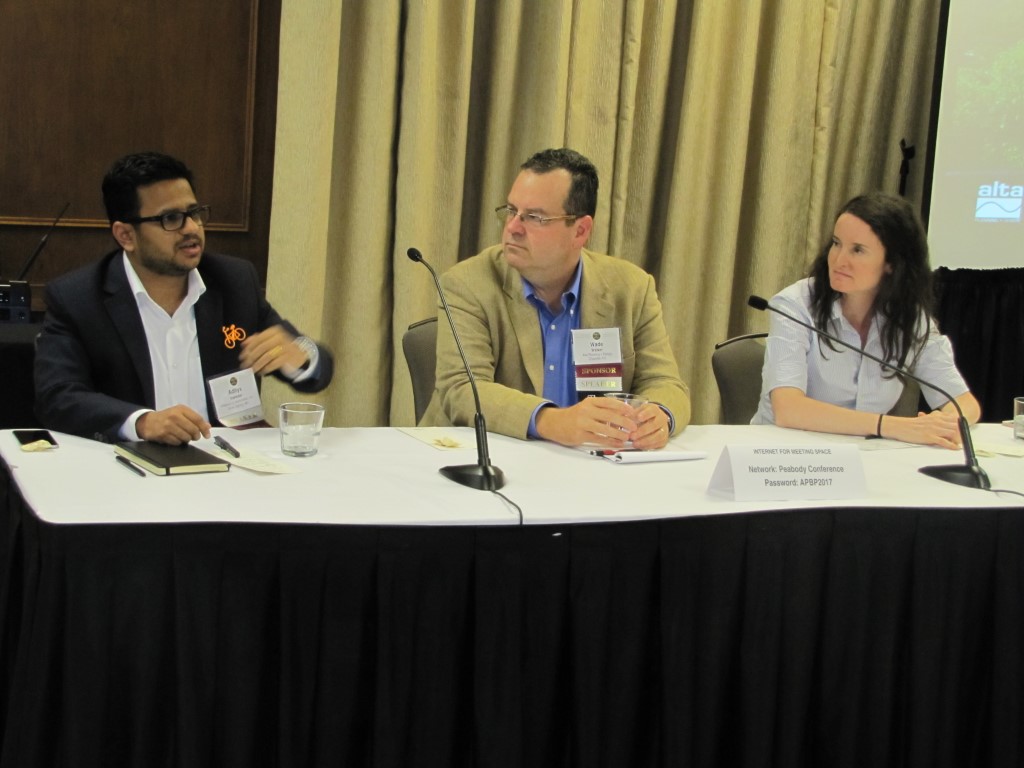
left=115, top=455, right=146, bottom=477
left=214, top=435, right=241, bottom=458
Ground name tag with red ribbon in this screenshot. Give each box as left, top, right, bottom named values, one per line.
left=572, top=328, right=623, bottom=393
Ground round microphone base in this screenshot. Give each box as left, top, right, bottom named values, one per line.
left=918, top=463, right=991, bottom=490
left=440, top=463, right=506, bottom=491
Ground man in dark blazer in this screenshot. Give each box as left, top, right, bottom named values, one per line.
left=34, top=152, right=333, bottom=444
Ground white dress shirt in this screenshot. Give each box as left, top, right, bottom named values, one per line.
left=120, top=253, right=208, bottom=439
left=752, top=278, right=969, bottom=425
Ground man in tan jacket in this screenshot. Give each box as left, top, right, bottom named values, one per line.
left=420, top=148, right=689, bottom=450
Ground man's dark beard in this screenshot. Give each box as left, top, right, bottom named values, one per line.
left=140, top=247, right=198, bottom=277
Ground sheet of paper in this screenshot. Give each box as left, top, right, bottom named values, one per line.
left=208, top=444, right=298, bottom=474
left=397, top=427, right=469, bottom=451
left=975, top=441, right=1024, bottom=458
left=605, top=449, right=707, bottom=464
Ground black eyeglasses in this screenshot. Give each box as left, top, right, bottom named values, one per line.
left=126, top=205, right=211, bottom=231
left=495, top=204, right=579, bottom=228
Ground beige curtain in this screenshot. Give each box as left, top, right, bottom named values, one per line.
left=265, top=0, right=940, bottom=427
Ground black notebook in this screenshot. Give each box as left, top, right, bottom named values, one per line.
left=114, top=441, right=231, bottom=476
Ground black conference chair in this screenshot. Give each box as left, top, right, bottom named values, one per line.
left=0, top=323, right=44, bottom=429
left=711, top=333, right=768, bottom=424
left=402, top=317, right=438, bottom=424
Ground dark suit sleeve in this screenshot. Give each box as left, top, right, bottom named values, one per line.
left=199, top=256, right=333, bottom=393
left=280, top=346, right=334, bottom=393
left=265, top=308, right=334, bottom=394
left=238, top=260, right=334, bottom=393
left=34, top=278, right=148, bottom=442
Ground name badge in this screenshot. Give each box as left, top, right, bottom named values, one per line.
left=572, top=327, right=623, bottom=392
left=707, top=444, right=867, bottom=501
left=207, top=368, right=265, bottom=427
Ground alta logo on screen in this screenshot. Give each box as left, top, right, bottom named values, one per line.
left=975, top=181, right=1023, bottom=221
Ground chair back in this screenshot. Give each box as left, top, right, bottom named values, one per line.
left=711, top=333, right=768, bottom=424
left=402, top=317, right=438, bottom=423
left=887, top=378, right=922, bottom=417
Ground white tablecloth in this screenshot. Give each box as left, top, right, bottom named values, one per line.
left=2, top=423, right=1021, bottom=525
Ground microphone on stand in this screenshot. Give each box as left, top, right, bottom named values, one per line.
left=0, top=202, right=69, bottom=325
left=407, top=247, right=505, bottom=491
left=16, top=202, right=70, bottom=281
left=748, top=294, right=990, bottom=490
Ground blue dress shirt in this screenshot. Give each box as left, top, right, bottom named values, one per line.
left=526, top=261, right=583, bottom=437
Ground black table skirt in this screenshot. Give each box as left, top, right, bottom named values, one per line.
left=2, top=466, right=1022, bottom=768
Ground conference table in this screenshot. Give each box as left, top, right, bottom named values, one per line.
left=1, top=424, right=1022, bottom=767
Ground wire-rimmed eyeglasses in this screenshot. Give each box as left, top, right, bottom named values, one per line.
left=126, top=205, right=211, bottom=232
left=494, top=204, right=579, bottom=228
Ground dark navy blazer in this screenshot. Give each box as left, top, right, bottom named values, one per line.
left=34, top=250, right=333, bottom=442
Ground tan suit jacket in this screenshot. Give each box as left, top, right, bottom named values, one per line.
left=420, top=245, right=690, bottom=439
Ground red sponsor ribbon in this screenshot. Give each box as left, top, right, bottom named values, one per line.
left=575, top=363, right=623, bottom=378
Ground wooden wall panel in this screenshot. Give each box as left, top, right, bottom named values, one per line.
left=0, top=0, right=280, bottom=301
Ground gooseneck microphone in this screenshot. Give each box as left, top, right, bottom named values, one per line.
left=17, top=202, right=70, bottom=281
left=407, top=247, right=505, bottom=491
left=1, top=203, right=69, bottom=325
left=748, top=294, right=990, bottom=490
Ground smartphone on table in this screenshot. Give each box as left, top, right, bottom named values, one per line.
left=13, top=429, right=58, bottom=448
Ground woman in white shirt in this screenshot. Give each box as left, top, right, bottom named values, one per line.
left=752, top=192, right=980, bottom=448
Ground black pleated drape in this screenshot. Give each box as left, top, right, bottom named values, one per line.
left=933, top=267, right=1024, bottom=422
left=2, top=470, right=1023, bottom=768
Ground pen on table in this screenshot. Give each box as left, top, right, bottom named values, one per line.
left=115, top=455, right=146, bottom=477
left=587, top=448, right=640, bottom=456
left=214, top=435, right=240, bottom=458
